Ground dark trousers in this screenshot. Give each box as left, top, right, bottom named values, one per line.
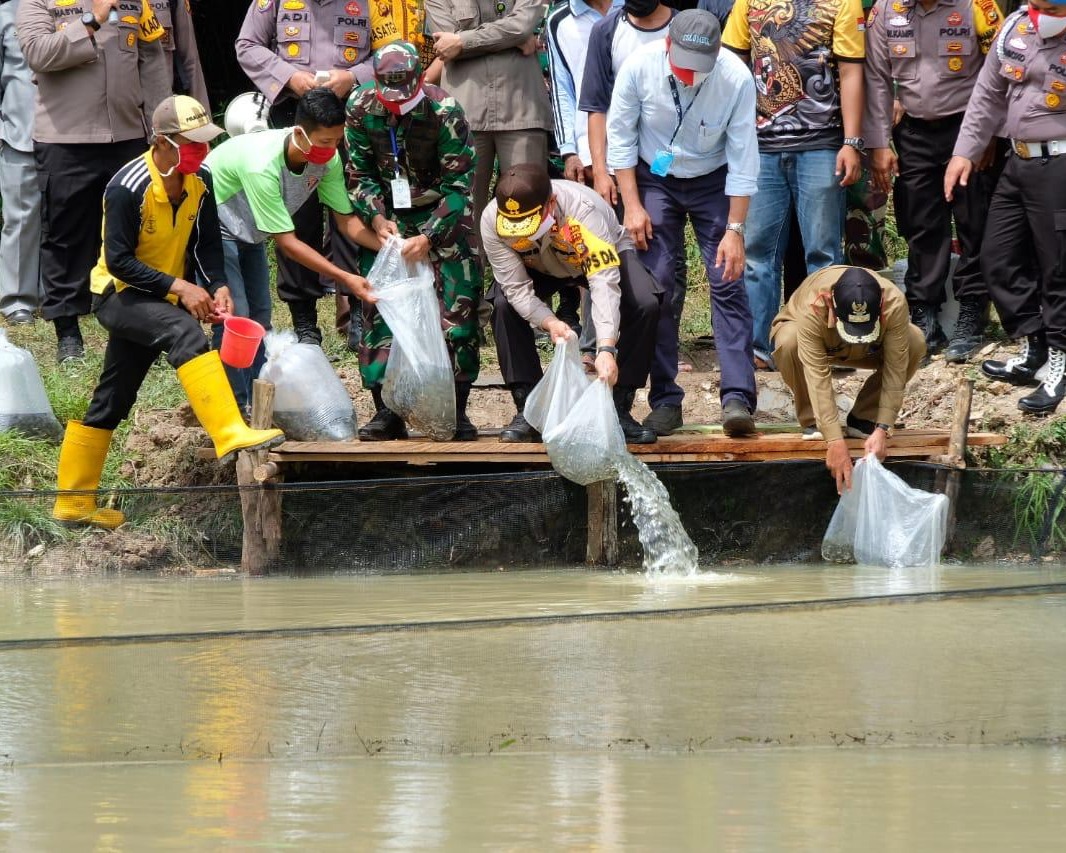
left=893, top=114, right=996, bottom=306
left=637, top=162, right=757, bottom=412
left=82, top=288, right=209, bottom=430
left=982, top=153, right=1066, bottom=350
left=34, top=139, right=146, bottom=322
left=488, top=250, right=661, bottom=389
left=269, top=100, right=361, bottom=307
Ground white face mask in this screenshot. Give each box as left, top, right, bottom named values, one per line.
left=396, top=88, right=426, bottom=115
left=531, top=213, right=555, bottom=241
left=1035, top=12, right=1066, bottom=38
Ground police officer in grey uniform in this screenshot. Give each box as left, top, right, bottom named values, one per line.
left=236, top=0, right=374, bottom=345
left=0, top=0, right=41, bottom=325
left=149, top=0, right=209, bottom=109
left=946, top=0, right=1066, bottom=413
left=866, top=0, right=1005, bottom=362
left=17, top=0, right=168, bottom=361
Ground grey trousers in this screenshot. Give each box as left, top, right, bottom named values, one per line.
left=0, top=144, right=41, bottom=317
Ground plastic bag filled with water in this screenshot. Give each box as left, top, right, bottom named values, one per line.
left=524, top=336, right=590, bottom=435
left=543, top=379, right=628, bottom=486
left=259, top=331, right=357, bottom=441
left=822, top=454, right=949, bottom=568
left=0, top=329, right=63, bottom=442
left=368, top=236, right=455, bottom=440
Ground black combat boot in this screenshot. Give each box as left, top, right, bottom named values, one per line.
left=288, top=299, right=322, bottom=346
left=982, top=332, right=1048, bottom=386
left=910, top=301, right=947, bottom=354
left=454, top=382, right=478, bottom=441
left=500, top=383, right=540, bottom=443
left=358, top=387, right=408, bottom=440
left=944, top=297, right=988, bottom=363
left=613, top=386, right=657, bottom=444
left=1018, top=347, right=1066, bottom=415
left=54, top=316, right=84, bottom=363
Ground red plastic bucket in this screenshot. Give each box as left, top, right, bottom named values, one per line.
left=218, top=315, right=265, bottom=369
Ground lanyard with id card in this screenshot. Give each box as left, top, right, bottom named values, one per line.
left=389, top=127, right=412, bottom=209
left=651, top=76, right=705, bottom=177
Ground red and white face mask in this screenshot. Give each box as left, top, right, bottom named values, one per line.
left=1029, top=6, right=1066, bottom=39
left=376, top=81, right=427, bottom=116
left=668, top=62, right=710, bottom=88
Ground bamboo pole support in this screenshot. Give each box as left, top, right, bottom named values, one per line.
left=238, top=380, right=282, bottom=575
left=586, top=480, right=619, bottom=566
left=936, top=377, right=974, bottom=547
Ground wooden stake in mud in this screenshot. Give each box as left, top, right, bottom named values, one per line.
left=237, top=380, right=283, bottom=575
left=587, top=480, right=619, bottom=566
left=935, top=378, right=974, bottom=547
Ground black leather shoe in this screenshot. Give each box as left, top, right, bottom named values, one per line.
left=56, top=335, right=84, bottom=363
left=5, top=309, right=34, bottom=326
left=910, top=301, right=947, bottom=354
left=845, top=413, right=877, bottom=438
left=453, top=382, right=478, bottom=441
left=288, top=300, right=322, bottom=346
left=982, top=333, right=1048, bottom=386
left=614, top=387, right=656, bottom=444
left=722, top=400, right=756, bottom=437
left=944, top=297, right=987, bottom=364
left=500, top=384, right=540, bottom=442
left=642, top=404, right=683, bottom=436
left=358, top=407, right=409, bottom=440
left=1018, top=347, right=1066, bottom=415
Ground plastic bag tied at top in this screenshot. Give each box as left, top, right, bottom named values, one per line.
left=367, top=236, right=456, bottom=440
left=259, top=331, right=357, bottom=441
left=822, top=454, right=949, bottom=568
left=0, top=329, right=63, bottom=442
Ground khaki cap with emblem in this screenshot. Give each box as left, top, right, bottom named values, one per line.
left=495, top=163, right=553, bottom=239
left=832, top=267, right=883, bottom=344
left=152, top=95, right=224, bottom=143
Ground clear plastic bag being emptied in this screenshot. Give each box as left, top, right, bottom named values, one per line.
left=822, top=454, right=949, bottom=568
left=367, top=236, right=455, bottom=440
left=524, top=336, right=590, bottom=435
left=543, top=378, right=628, bottom=486
left=0, top=329, right=63, bottom=443
left=259, top=331, right=356, bottom=441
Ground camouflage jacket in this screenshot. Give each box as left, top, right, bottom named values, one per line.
left=345, top=82, right=476, bottom=250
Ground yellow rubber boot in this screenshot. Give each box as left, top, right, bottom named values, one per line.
left=177, top=350, right=284, bottom=464
left=52, top=422, right=126, bottom=530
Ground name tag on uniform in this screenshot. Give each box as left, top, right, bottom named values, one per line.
left=391, top=176, right=412, bottom=209
left=650, top=149, right=675, bottom=177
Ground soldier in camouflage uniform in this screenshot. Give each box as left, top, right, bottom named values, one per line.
left=345, top=41, right=482, bottom=440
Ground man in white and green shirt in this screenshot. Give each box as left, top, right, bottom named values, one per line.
left=204, top=88, right=379, bottom=407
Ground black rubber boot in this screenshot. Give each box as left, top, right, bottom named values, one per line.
left=944, top=297, right=988, bottom=364
left=358, top=387, right=408, bottom=440
left=1018, top=347, right=1066, bottom=415
left=613, top=387, right=657, bottom=445
left=910, top=301, right=947, bottom=355
left=288, top=299, right=322, bottom=346
left=54, top=316, right=84, bottom=363
left=500, top=384, right=540, bottom=443
left=454, top=382, right=478, bottom=441
left=982, top=332, right=1048, bottom=386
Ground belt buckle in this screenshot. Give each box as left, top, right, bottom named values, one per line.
left=1014, top=141, right=1030, bottom=159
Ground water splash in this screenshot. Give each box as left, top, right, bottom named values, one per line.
left=616, top=455, right=700, bottom=576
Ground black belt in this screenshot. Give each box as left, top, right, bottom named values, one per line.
left=902, top=112, right=964, bottom=131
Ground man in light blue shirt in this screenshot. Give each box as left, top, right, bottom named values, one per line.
left=606, top=8, right=759, bottom=437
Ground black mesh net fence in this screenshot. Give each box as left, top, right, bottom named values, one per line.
left=2, top=461, right=1065, bottom=574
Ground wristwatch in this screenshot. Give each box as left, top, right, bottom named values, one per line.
left=844, top=136, right=866, bottom=152
left=82, top=11, right=102, bottom=31
left=726, top=222, right=745, bottom=237
left=875, top=422, right=892, bottom=433
left=597, top=345, right=619, bottom=357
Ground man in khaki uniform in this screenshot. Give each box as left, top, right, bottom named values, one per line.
left=148, top=0, right=209, bottom=108
left=424, top=0, right=553, bottom=247
left=236, top=0, right=375, bottom=346
left=865, top=0, right=1003, bottom=361
left=946, top=0, right=1066, bottom=415
left=771, top=266, right=925, bottom=493
left=17, top=0, right=168, bottom=361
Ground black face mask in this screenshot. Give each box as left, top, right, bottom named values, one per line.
left=624, top=0, right=659, bottom=18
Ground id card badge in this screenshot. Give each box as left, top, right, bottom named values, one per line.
left=390, top=176, right=412, bottom=210
left=650, top=149, right=675, bottom=177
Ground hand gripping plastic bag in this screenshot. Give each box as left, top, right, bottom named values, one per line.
left=524, top=336, right=590, bottom=435
left=258, top=331, right=357, bottom=441
left=822, top=454, right=949, bottom=568
left=543, top=379, right=628, bottom=486
left=0, top=329, right=63, bottom=442
left=367, top=236, right=455, bottom=440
